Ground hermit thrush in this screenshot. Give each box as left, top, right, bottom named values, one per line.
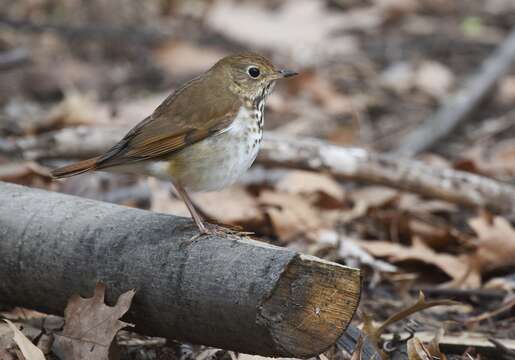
left=52, top=53, right=297, bottom=234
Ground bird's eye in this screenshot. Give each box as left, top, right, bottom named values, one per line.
left=247, top=66, right=260, bottom=78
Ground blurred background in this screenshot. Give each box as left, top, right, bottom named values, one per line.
left=2, top=0, right=515, bottom=359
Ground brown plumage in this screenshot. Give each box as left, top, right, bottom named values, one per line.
left=51, top=157, right=100, bottom=178
left=52, top=53, right=297, bottom=234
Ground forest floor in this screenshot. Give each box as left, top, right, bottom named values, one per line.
left=1, top=0, right=515, bottom=359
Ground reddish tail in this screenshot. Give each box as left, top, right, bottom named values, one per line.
left=51, top=157, right=99, bottom=178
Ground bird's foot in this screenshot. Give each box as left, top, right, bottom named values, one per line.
left=185, top=223, right=253, bottom=245
left=207, top=223, right=254, bottom=237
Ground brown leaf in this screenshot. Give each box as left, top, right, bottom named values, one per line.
left=4, top=320, right=45, bottom=360
left=259, top=191, right=322, bottom=241
left=358, top=238, right=480, bottom=287
left=469, top=215, right=515, bottom=272
left=194, top=187, right=264, bottom=229
left=349, top=186, right=398, bottom=210
left=275, top=170, right=345, bottom=208
left=407, top=336, right=432, bottom=360
left=148, top=179, right=190, bottom=218
left=458, top=139, right=515, bottom=179
left=426, top=328, right=447, bottom=360
left=57, top=282, right=135, bottom=360
left=407, top=218, right=454, bottom=250
left=150, top=180, right=264, bottom=230
left=398, top=193, right=457, bottom=214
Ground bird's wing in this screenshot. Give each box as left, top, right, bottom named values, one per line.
left=96, top=76, right=241, bottom=168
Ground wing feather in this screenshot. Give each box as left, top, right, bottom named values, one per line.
left=95, top=73, right=241, bottom=169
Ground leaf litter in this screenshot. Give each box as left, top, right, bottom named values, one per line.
left=2, top=0, right=515, bottom=359
left=55, top=283, right=135, bottom=360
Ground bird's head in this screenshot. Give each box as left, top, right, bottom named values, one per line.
left=210, top=53, right=297, bottom=103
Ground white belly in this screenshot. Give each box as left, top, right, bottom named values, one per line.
left=159, top=106, right=263, bottom=192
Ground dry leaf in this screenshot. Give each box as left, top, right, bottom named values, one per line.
left=259, top=191, right=322, bottom=241
left=349, top=186, right=398, bottom=210
left=469, top=215, right=515, bottom=272
left=426, top=328, right=447, bottom=360
left=4, top=320, right=45, bottom=360
left=414, top=61, right=455, bottom=99
left=194, top=187, right=264, bottom=229
left=276, top=170, right=345, bottom=208
left=338, top=236, right=398, bottom=272
left=407, top=336, right=432, bottom=360
left=149, top=179, right=190, bottom=218
left=57, top=282, right=135, bottom=360
left=398, top=193, right=457, bottom=214
left=358, top=238, right=480, bottom=287
left=407, top=218, right=454, bottom=250
left=150, top=180, right=264, bottom=229
left=459, top=139, right=515, bottom=179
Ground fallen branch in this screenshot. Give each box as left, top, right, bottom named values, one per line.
left=5, top=127, right=515, bottom=217
left=394, top=26, right=515, bottom=156
left=260, top=134, right=515, bottom=217
left=0, top=181, right=360, bottom=358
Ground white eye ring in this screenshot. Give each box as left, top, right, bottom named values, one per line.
left=247, top=66, right=261, bottom=78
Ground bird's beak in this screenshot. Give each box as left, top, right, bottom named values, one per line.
left=270, top=69, right=298, bottom=80
left=278, top=69, right=298, bottom=78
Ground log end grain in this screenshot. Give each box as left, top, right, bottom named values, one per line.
left=258, top=254, right=361, bottom=358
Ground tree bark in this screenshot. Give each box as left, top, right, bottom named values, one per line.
left=0, top=181, right=360, bottom=358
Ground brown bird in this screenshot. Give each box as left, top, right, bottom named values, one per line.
left=52, top=53, right=297, bottom=234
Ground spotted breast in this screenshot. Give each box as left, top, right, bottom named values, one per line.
left=118, top=84, right=271, bottom=192
left=137, top=103, right=259, bottom=193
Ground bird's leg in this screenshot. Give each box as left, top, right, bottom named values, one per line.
left=172, top=181, right=254, bottom=239
left=172, top=181, right=209, bottom=235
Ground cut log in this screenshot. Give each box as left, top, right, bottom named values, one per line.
left=5, top=127, right=515, bottom=218
left=0, top=181, right=360, bottom=358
